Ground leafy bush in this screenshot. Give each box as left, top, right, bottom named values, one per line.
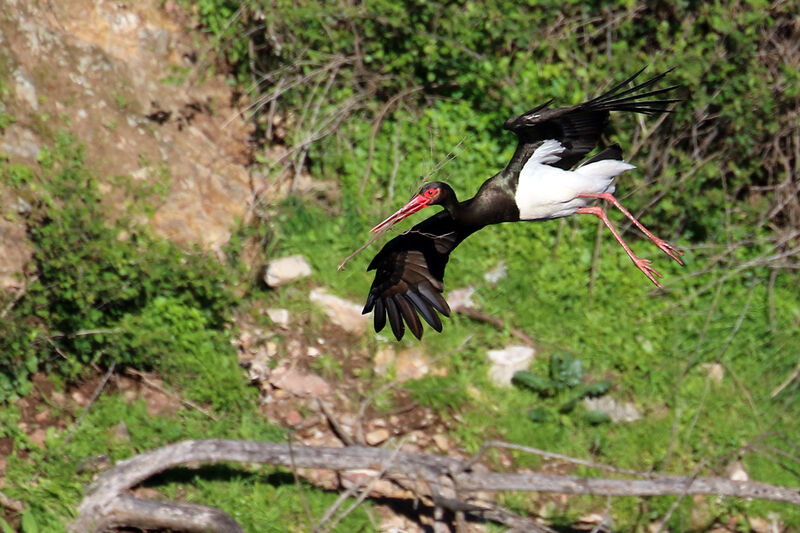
left=513, top=352, right=613, bottom=424
left=0, top=133, right=244, bottom=406
left=196, top=0, right=798, bottom=245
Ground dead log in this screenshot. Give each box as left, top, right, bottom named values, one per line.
left=72, top=439, right=800, bottom=532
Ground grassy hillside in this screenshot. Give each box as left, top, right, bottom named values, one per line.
left=194, top=0, right=800, bottom=529
left=0, top=0, right=797, bottom=530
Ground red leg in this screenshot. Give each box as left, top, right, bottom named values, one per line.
left=576, top=206, right=664, bottom=288
left=578, top=192, right=684, bottom=265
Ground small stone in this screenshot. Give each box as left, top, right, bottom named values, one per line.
left=71, top=390, right=88, bottom=406
left=50, top=391, right=66, bottom=406
left=483, top=260, right=507, bottom=285
left=309, top=288, right=367, bottom=334
left=34, top=408, right=50, bottom=423
left=29, top=428, right=47, bottom=448
left=703, top=363, right=724, bottom=383
left=365, top=428, right=390, bottom=445
left=583, top=396, right=641, bottom=423
left=373, top=347, right=395, bottom=376
left=271, top=369, right=331, bottom=397
left=285, top=410, right=303, bottom=426
left=396, top=348, right=430, bottom=381
left=266, top=308, right=290, bottom=327
left=432, top=434, right=449, bottom=451
left=447, top=286, right=476, bottom=312
left=726, top=460, right=749, bottom=482
left=111, top=421, right=130, bottom=443
left=487, top=345, right=535, bottom=387
left=306, top=346, right=320, bottom=357
left=264, top=255, right=312, bottom=287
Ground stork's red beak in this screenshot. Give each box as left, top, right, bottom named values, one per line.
left=370, top=194, right=431, bottom=233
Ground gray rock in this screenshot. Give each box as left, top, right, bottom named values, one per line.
left=483, top=260, right=507, bottom=285
left=264, top=255, right=312, bottom=287
left=270, top=368, right=331, bottom=397
left=447, top=286, right=477, bottom=312
left=266, top=308, right=290, bottom=328
left=309, top=288, right=367, bottom=334
left=487, top=345, right=535, bottom=387
left=582, top=396, right=641, bottom=423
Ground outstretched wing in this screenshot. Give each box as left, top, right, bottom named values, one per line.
left=362, top=210, right=478, bottom=340
left=503, top=68, right=680, bottom=170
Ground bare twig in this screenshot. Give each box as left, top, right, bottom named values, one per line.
left=125, top=369, right=219, bottom=422
left=0, top=275, right=36, bottom=319
left=337, top=232, right=383, bottom=270
left=359, top=86, right=424, bottom=194
left=454, top=307, right=535, bottom=346
left=771, top=356, right=800, bottom=398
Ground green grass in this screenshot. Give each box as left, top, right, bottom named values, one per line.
left=263, top=143, right=800, bottom=529
left=2, top=392, right=374, bottom=532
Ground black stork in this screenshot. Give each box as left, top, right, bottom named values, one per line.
left=362, top=69, right=683, bottom=341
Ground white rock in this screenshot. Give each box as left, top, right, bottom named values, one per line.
left=373, top=347, right=395, bottom=376
left=270, top=368, right=331, bottom=397
left=309, top=288, right=367, bottom=334
left=365, top=428, right=390, bottom=445
left=487, top=345, right=535, bottom=387
left=483, top=260, right=507, bottom=285
left=583, top=396, right=641, bottom=423
left=726, top=460, right=749, bottom=482
left=447, top=286, right=476, bottom=312
left=266, top=308, right=290, bottom=328
left=703, top=362, right=724, bottom=383
left=396, top=348, right=430, bottom=381
left=13, top=67, right=38, bottom=110
left=264, top=255, right=312, bottom=287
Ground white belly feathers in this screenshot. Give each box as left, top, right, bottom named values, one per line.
left=515, top=139, right=635, bottom=221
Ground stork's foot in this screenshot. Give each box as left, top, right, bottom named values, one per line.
left=652, top=237, right=684, bottom=266
left=632, top=256, right=664, bottom=288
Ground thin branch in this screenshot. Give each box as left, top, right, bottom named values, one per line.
left=359, top=86, right=424, bottom=194
left=125, top=369, right=219, bottom=421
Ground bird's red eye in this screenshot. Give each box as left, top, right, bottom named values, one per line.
left=425, top=189, right=437, bottom=197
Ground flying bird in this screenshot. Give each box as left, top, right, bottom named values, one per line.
left=362, top=69, right=683, bottom=340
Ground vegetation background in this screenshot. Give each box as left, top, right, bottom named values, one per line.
left=1, top=0, right=798, bottom=531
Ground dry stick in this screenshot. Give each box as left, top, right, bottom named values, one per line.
left=63, top=363, right=116, bottom=445
left=771, top=357, right=800, bottom=398
left=337, top=232, right=383, bottom=271
left=588, top=217, right=605, bottom=299
left=318, top=440, right=407, bottom=533
left=0, top=275, right=37, bottom=319
left=465, top=441, right=677, bottom=480
left=359, top=86, right=424, bottom=194
left=125, top=369, right=219, bottom=422
left=454, top=307, right=535, bottom=346
left=71, top=440, right=800, bottom=533
left=315, top=397, right=355, bottom=446
left=288, top=435, right=315, bottom=531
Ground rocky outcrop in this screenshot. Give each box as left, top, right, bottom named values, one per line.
left=0, top=0, right=261, bottom=292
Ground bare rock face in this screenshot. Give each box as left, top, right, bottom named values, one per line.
left=0, top=0, right=258, bottom=281
left=264, top=255, right=312, bottom=287
left=309, top=288, right=368, bottom=334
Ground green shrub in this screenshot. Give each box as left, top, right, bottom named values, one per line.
left=0, top=133, right=243, bottom=406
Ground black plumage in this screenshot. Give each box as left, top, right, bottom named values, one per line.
left=363, top=69, right=681, bottom=340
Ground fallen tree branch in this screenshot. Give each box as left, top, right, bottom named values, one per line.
left=72, top=439, right=800, bottom=532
